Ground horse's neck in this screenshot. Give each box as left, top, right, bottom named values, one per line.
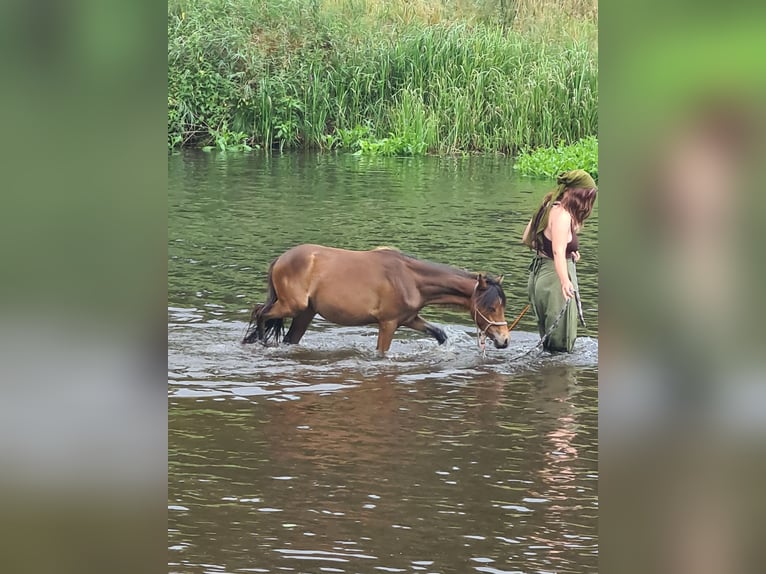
left=414, top=262, right=476, bottom=309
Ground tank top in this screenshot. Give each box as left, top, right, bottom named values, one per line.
left=539, top=225, right=578, bottom=258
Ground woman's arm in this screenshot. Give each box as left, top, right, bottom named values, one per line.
left=550, top=207, right=575, bottom=300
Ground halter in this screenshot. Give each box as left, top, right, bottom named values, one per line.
left=472, top=281, right=508, bottom=356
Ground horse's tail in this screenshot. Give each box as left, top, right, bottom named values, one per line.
left=242, top=258, right=284, bottom=345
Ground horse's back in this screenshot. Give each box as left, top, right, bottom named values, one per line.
left=277, top=244, right=402, bottom=272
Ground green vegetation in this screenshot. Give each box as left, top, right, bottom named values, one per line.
left=513, top=135, right=598, bottom=179
left=168, top=0, right=597, bottom=154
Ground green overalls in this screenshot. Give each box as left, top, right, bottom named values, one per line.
left=527, top=255, right=579, bottom=352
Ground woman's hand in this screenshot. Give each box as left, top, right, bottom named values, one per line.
left=561, top=279, right=576, bottom=301
left=571, top=250, right=581, bottom=263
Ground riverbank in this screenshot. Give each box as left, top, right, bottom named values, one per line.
left=168, top=0, right=597, bottom=154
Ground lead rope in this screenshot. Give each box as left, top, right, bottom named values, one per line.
left=508, top=303, right=530, bottom=331
left=572, top=259, right=586, bottom=328
left=505, top=297, right=572, bottom=362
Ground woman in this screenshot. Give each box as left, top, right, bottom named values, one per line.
left=522, top=170, right=597, bottom=352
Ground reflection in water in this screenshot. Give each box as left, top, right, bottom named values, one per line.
left=169, top=321, right=598, bottom=573
left=169, top=152, right=598, bottom=574
left=530, top=367, right=598, bottom=571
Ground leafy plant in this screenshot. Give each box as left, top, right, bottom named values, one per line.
left=335, top=123, right=374, bottom=151
left=201, top=125, right=255, bottom=153
left=513, top=136, right=598, bottom=179
left=354, top=133, right=428, bottom=157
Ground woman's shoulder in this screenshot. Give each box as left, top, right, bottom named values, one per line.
left=549, top=203, right=572, bottom=221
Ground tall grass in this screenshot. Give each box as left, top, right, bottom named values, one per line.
left=168, top=0, right=597, bottom=153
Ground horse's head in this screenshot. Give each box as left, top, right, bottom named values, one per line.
left=471, top=274, right=510, bottom=349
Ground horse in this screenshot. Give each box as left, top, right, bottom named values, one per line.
left=242, top=244, right=510, bottom=355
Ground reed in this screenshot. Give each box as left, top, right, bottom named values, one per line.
left=168, top=0, right=597, bottom=153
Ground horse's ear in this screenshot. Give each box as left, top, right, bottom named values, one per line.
left=497, top=274, right=504, bottom=285
left=477, top=273, right=488, bottom=289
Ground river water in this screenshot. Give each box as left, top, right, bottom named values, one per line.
left=168, top=151, right=598, bottom=573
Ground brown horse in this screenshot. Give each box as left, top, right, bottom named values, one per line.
left=242, top=244, right=510, bottom=355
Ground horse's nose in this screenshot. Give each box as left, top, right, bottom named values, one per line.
left=493, top=334, right=510, bottom=349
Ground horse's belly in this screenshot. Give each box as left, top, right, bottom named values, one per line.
left=313, top=296, right=379, bottom=326
left=311, top=284, right=405, bottom=326
left=316, top=307, right=376, bottom=326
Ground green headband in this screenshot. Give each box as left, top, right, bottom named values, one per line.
left=555, top=169, right=597, bottom=199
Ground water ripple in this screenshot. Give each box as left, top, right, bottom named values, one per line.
left=169, top=152, right=598, bottom=574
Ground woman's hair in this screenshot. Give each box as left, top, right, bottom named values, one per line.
left=524, top=190, right=556, bottom=250
left=560, top=186, right=597, bottom=228
left=523, top=170, right=597, bottom=250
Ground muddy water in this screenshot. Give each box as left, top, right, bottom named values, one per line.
left=168, top=151, right=598, bottom=573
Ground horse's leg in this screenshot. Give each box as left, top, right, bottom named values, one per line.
left=376, top=320, right=399, bottom=356
left=258, top=299, right=294, bottom=321
left=403, top=315, right=447, bottom=345
left=283, top=308, right=316, bottom=344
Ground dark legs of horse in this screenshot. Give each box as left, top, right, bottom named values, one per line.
left=403, top=315, right=447, bottom=345
left=283, top=308, right=316, bottom=344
